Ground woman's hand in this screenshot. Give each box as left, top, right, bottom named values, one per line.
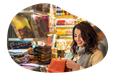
left=66, top=60, right=80, bottom=71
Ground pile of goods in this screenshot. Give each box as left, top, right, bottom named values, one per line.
left=9, top=50, right=29, bottom=64
left=56, top=19, right=74, bottom=25
left=35, top=45, right=52, bottom=65
left=57, top=29, right=72, bottom=35
left=28, top=48, right=34, bottom=61
left=8, top=42, right=32, bottom=50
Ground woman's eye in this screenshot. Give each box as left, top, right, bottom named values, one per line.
left=74, top=35, right=77, bottom=37
left=80, top=35, right=82, bottom=37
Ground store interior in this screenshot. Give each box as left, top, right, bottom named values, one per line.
left=7, top=3, right=86, bottom=72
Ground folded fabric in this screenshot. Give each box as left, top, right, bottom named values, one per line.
left=47, top=59, right=71, bottom=73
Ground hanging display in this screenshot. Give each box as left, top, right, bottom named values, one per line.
left=11, top=15, right=35, bottom=39
left=31, top=15, right=48, bottom=39
left=42, top=15, right=49, bottom=32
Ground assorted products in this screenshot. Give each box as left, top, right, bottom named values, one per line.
left=56, top=19, right=74, bottom=25
left=57, top=29, right=72, bottom=35
left=9, top=49, right=29, bottom=64
left=34, top=46, right=52, bottom=65
left=56, top=39, right=72, bottom=51
left=42, top=15, right=49, bottom=32
left=8, top=42, right=32, bottom=50
left=31, top=15, right=48, bottom=38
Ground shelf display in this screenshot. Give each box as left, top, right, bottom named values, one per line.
left=8, top=41, right=32, bottom=50
left=57, top=29, right=72, bottom=35
left=48, top=9, right=56, bottom=33
left=56, top=19, right=74, bottom=25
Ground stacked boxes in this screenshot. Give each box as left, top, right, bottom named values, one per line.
left=35, top=46, right=52, bottom=65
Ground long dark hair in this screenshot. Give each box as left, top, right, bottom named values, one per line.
left=71, top=21, right=98, bottom=54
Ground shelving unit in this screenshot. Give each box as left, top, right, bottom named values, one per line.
left=56, top=25, right=75, bottom=27
left=8, top=38, right=48, bottom=41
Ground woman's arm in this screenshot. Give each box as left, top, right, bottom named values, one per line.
left=66, top=60, right=80, bottom=71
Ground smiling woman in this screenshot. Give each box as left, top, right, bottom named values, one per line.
left=65, top=21, right=103, bottom=70
left=72, top=21, right=98, bottom=54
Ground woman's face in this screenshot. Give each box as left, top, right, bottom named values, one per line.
left=74, top=28, right=85, bottom=47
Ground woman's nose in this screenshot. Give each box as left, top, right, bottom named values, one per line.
left=76, top=37, right=80, bottom=41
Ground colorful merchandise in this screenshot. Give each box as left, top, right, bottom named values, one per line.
left=47, top=35, right=52, bottom=46
left=8, top=41, right=32, bottom=50
left=20, top=63, right=40, bottom=71
left=35, top=46, right=52, bottom=65
left=57, top=19, right=66, bottom=25
left=31, top=15, right=48, bottom=38
left=57, top=29, right=72, bottom=35
left=11, top=15, right=35, bottom=39
left=42, top=15, right=49, bottom=32
left=65, top=19, right=74, bottom=25
left=47, top=58, right=71, bottom=73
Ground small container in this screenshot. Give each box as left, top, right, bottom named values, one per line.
left=28, top=48, right=34, bottom=54
left=52, top=53, right=58, bottom=58
left=40, top=65, right=46, bottom=72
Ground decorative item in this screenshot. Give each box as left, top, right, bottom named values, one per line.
left=11, top=15, right=35, bottom=39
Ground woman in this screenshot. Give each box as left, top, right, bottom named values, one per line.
left=64, top=21, right=103, bottom=71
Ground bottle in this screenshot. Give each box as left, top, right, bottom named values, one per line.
left=61, top=42, right=64, bottom=50
left=59, top=42, right=62, bottom=50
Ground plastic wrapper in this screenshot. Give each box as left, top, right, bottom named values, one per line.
left=11, top=15, right=35, bottom=39
left=31, top=15, right=48, bottom=39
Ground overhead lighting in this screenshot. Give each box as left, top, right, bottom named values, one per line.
left=76, top=15, right=115, bottom=16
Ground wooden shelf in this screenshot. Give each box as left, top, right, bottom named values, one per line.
left=48, top=32, right=56, bottom=34
left=56, top=25, right=75, bottom=27
left=33, top=37, right=47, bottom=41
left=55, top=15, right=75, bottom=19
left=57, top=34, right=72, bottom=36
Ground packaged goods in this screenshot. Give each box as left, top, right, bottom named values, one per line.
left=11, top=15, right=35, bottom=39
left=9, top=52, right=29, bottom=64
left=42, top=15, right=49, bottom=32
left=65, top=19, right=74, bottom=25
left=8, top=42, right=32, bottom=50
left=31, top=15, right=48, bottom=39
left=56, top=19, right=66, bottom=25
left=35, top=46, right=52, bottom=65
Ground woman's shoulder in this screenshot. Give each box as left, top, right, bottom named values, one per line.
left=91, top=49, right=103, bottom=57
